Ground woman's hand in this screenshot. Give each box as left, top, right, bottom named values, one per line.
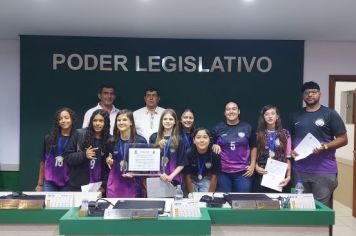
left=160, top=173, right=172, bottom=182
left=86, top=146, right=98, bottom=159
left=243, top=164, right=255, bottom=177
left=35, top=184, right=43, bottom=192
left=159, top=139, right=168, bottom=149
left=279, top=176, right=291, bottom=187
left=122, top=172, right=134, bottom=178
left=212, top=144, right=221, bottom=154
left=106, top=153, right=113, bottom=169
left=255, top=164, right=267, bottom=175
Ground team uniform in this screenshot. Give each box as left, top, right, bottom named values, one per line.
left=64, top=128, right=111, bottom=191
left=254, top=129, right=291, bottom=193
left=106, top=135, right=147, bottom=197
left=149, top=133, right=188, bottom=185
left=41, top=134, right=71, bottom=191
left=184, top=148, right=220, bottom=192
left=212, top=121, right=256, bottom=192
left=291, top=105, right=346, bottom=206
left=82, top=104, right=119, bottom=135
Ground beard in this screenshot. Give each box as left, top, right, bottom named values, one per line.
left=304, top=98, right=320, bottom=106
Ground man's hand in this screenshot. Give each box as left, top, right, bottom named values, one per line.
left=291, top=150, right=299, bottom=159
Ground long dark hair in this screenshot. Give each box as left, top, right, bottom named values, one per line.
left=256, top=105, right=287, bottom=161
left=113, top=109, right=138, bottom=143
left=178, top=108, right=196, bottom=134
left=82, top=109, right=110, bottom=149
left=46, top=107, right=77, bottom=152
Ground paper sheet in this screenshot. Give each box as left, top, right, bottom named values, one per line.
left=81, top=181, right=102, bottom=192
left=294, top=133, right=321, bottom=161
left=261, top=159, right=288, bottom=192
left=146, top=177, right=176, bottom=198
left=128, top=148, right=161, bottom=171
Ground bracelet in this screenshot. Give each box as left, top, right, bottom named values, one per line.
left=37, top=184, right=43, bottom=186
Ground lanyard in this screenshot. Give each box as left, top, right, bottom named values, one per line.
left=56, top=136, right=69, bottom=156
left=164, top=136, right=173, bottom=157
left=182, top=132, right=192, bottom=147
left=117, top=137, right=130, bottom=160
left=267, top=130, right=277, bottom=151
left=197, top=157, right=206, bottom=175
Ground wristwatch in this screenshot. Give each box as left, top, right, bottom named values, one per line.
left=323, top=144, right=329, bottom=151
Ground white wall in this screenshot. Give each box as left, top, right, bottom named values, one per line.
left=304, top=41, right=356, bottom=105
left=2, top=40, right=356, bottom=170
left=304, top=41, right=356, bottom=161
left=334, top=82, right=356, bottom=161
left=0, top=39, right=20, bottom=170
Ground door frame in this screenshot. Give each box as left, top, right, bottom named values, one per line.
left=329, top=75, right=356, bottom=217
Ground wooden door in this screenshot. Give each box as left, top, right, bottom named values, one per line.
left=353, top=90, right=356, bottom=217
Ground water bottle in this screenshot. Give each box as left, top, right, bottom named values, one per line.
left=295, top=179, right=304, bottom=194
left=175, top=185, right=184, bottom=200
left=79, top=199, right=89, bottom=217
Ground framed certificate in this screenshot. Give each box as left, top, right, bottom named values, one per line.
left=124, top=143, right=162, bottom=176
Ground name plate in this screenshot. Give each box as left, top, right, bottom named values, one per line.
left=104, top=208, right=159, bottom=219
left=290, top=194, right=316, bottom=209
left=45, top=193, right=74, bottom=208
left=231, top=200, right=257, bottom=210
left=256, top=200, right=280, bottom=210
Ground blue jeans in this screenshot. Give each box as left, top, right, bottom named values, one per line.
left=192, top=177, right=210, bottom=192
left=217, top=171, right=252, bottom=193
left=43, top=180, right=69, bottom=191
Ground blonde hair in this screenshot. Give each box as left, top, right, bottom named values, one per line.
left=155, top=108, right=179, bottom=149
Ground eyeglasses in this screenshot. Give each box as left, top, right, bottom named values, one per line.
left=303, top=89, right=319, bottom=96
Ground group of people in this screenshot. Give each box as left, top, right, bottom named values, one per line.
left=35, top=81, right=348, bottom=208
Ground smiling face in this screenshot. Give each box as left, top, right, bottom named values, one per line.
left=224, top=102, right=240, bottom=124
left=162, top=113, right=176, bottom=131
left=193, top=129, right=210, bottom=153
left=116, top=113, right=132, bottom=133
left=58, top=110, right=72, bottom=132
left=92, top=114, right=105, bottom=135
left=303, top=89, right=321, bottom=107
left=181, top=111, right=194, bottom=131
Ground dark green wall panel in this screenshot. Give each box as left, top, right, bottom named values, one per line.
left=20, top=35, right=304, bottom=190
left=0, top=171, right=19, bottom=191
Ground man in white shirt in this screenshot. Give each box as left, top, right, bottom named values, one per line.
left=82, top=85, right=119, bottom=134
left=133, top=88, right=165, bottom=142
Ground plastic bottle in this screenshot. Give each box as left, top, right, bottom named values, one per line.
left=295, top=179, right=304, bottom=194
left=79, top=199, right=89, bottom=217
left=175, top=185, right=184, bottom=200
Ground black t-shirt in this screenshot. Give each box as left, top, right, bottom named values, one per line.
left=184, top=148, right=220, bottom=178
